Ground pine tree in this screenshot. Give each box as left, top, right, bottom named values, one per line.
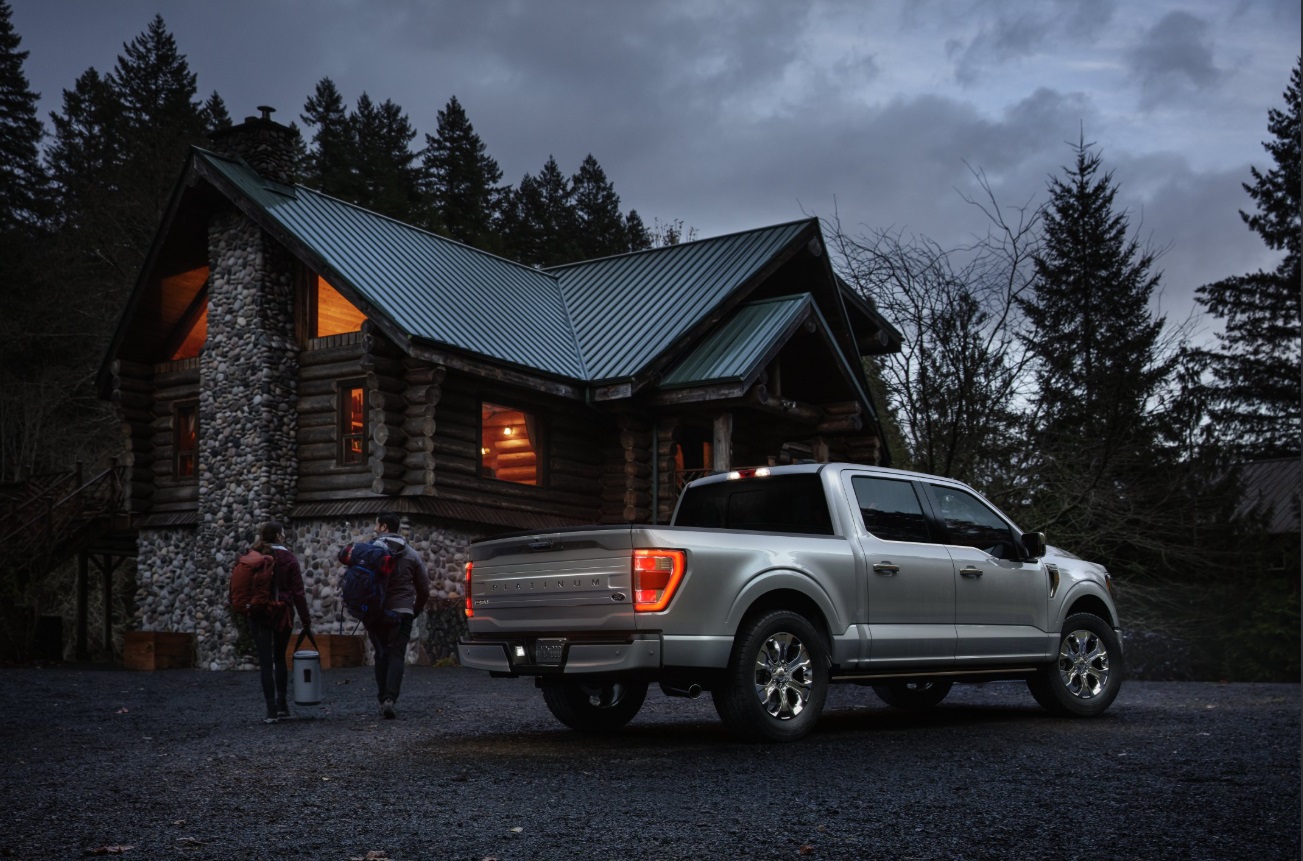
left=1017, top=136, right=1176, bottom=574
left=625, top=209, right=652, bottom=252
left=46, top=68, right=126, bottom=280
left=0, top=0, right=46, bottom=230
left=202, top=90, right=231, bottom=132
left=420, top=95, right=502, bottom=248
left=1022, top=137, right=1168, bottom=456
left=571, top=153, right=627, bottom=259
left=1196, top=58, right=1301, bottom=458
left=33, top=16, right=214, bottom=476
left=301, top=77, right=355, bottom=196
left=502, top=156, right=578, bottom=267
left=301, top=85, right=422, bottom=223
left=349, top=94, right=422, bottom=222
left=0, top=0, right=58, bottom=480
left=107, top=14, right=208, bottom=252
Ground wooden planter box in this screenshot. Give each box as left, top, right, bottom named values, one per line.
left=123, top=631, right=195, bottom=671
left=285, top=633, right=367, bottom=669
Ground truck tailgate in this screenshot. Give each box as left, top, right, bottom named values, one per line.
left=468, top=527, right=636, bottom=634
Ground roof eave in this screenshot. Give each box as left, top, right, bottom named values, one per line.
left=97, top=150, right=203, bottom=398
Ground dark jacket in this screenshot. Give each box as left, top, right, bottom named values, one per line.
left=270, top=544, right=312, bottom=630
left=374, top=534, right=430, bottom=617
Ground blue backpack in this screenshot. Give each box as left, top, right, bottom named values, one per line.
left=337, top=542, right=395, bottom=624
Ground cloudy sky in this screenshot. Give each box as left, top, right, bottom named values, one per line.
left=11, top=0, right=1300, bottom=333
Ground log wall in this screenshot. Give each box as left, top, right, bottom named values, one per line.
left=109, top=359, right=158, bottom=513
left=430, top=373, right=605, bottom=524
left=598, top=413, right=654, bottom=523
left=295, top=336, right=370, bottom=503
left=137, top=358, right=201, bottom=514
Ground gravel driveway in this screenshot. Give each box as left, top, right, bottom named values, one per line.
left=2, top=665, right=1297, bottom=860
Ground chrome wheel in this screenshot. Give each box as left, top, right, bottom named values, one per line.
left=1057, top=628, right=1111, bottom=699
left=753, top=631, right=814, bottom=720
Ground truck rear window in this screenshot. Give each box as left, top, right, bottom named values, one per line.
left=674, top=474, right=833, bottom=535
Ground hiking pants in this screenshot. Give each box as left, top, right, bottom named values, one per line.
left=368, top=614, right=414, bottom=704
left=250, top=616, right=291, bottom=707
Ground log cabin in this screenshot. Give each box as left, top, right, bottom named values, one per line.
left=98, top=108, right=903, bottom=669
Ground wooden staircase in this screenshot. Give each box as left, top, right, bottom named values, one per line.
left=0, top=462, right=137, bottom=661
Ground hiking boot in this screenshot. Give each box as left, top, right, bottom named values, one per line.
left=275, top=699, right=290, bottom=718
left=381, top=699, right=396, bottom=719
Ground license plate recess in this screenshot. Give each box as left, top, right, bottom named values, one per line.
left=532, top=638, right=565, bottom=665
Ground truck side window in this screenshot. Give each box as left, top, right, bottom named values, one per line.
left=852, top=476, right=932, bottom=543
left=926, top=484, right=1017, bottom=558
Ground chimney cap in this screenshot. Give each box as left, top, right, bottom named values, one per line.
left=256, top=106, right=276, bottom=121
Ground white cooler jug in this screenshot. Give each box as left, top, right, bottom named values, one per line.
left=292, top=630, right=322, bottom=706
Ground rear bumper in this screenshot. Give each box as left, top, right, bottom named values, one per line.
left=458, top=634, right=663, bottom=676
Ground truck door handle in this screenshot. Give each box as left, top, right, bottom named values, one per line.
left=959, top=566, right=983, bottom=578
left=872, top=562, right=900, bottom=575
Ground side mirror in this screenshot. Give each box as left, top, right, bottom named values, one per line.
left=1021, top=531, right=1046, bottom=560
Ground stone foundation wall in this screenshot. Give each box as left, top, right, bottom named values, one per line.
left=131, top=518, right=474, bottom=670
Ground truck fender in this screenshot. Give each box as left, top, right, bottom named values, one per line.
left=723, top=567, right=844, bottom=641
left=1051, top=582, right=1118, bottom=631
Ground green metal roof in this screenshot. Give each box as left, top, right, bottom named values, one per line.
left=548, top=220, right=811, bottom=382
left=197, top=150, right=586, bottom=378
left=660, top=294, right=813, bottom=388
left=195, top=151, right=827, bottom=387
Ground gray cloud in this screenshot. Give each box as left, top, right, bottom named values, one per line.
left=944, top=0, right=1117, bottom=84
left=1127, top=10, right=1223, bottom=109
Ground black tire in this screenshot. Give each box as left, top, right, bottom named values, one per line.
left=541, top=680, right=648, bottom=732
left=712, top=610, right=830, bottom=743
left=872, top=679, right=953, bottom=710
left=1027, top=613, right=1123, bottom=717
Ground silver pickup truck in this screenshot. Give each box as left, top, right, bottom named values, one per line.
left=459, top=463, right=1123, bottom=741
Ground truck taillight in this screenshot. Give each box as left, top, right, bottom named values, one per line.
left=464, top=561, right=474, bottom=618
left=632, top=549, right=686, bottom=612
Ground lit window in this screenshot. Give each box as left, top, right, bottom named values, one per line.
left=161, top=267, right=209, bottom=360
left=174, top=403, right=198, bottom=479
left=340, top=384, right=367, bottom=465
left=313, top=275, right=366, bottom=337
left=480, top=403, right=541, bottom=485
left=169, top=301, right=208, bottom=360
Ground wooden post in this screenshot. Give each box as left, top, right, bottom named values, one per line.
left=101, top=556, right=112, bottom=658
left=76, top=549, right=89, bottom=661
left=712, top=413, right=733, bottom=473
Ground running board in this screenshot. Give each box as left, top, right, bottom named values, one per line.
left=831, top=667, right=1039, bottom=682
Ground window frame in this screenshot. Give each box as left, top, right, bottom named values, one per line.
left=478, top=400, right=546, bottom=487
left=338, top=381, right=368, bottom=467
left=852, top=475, right=935, bottom=544
left=173, top=401, right=199, bottom=481
left=922, top=482, right=1021, bottom=559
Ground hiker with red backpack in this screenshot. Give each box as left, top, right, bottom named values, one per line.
left=364, top=512, right=429, bottom=719
left=230, top=521, right=313, bottom=723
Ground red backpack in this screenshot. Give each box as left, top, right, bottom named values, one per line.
left=229, top=549, right=277, bottom=616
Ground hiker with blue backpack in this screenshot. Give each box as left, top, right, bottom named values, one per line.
left=338, top=513, right=430, bottom=719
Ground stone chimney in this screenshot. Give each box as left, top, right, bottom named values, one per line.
left=209, top=105, right=297, bottom=185
left=197, top=105, right=301, bottom=668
